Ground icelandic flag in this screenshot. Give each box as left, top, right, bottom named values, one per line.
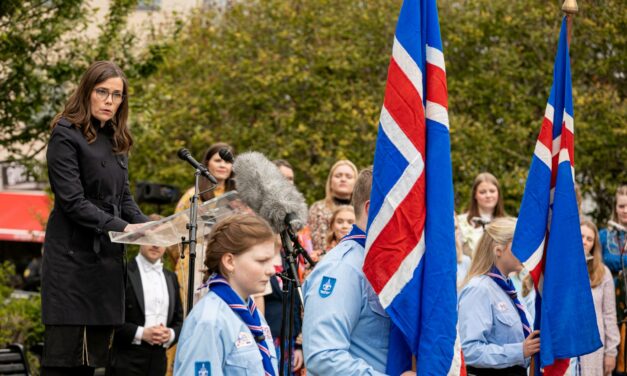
left=511, top=17, right=601, bottom=375
left=363, top=0, right=464, bottom=374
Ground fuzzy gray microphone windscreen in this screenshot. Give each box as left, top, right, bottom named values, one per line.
left=232, top=151, right=308, bottom=233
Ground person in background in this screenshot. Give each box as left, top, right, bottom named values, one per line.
left=458, top=217, right=539, bottom=375
left=41, top=61, right=149, bottom=376
left=571, top=220, right=619, bottom=376
left=174, top=214, right=278, bottom=375
left=274, top=159, right=295, bottom=184
left=174, top=142, right=236, bottom=301
left=303, top=167, right=415, bottom=376
left=307, top=160, right=358, bottom=253
left=454, top=215, right=472, bottom=288
left=167, top=142, right=236, bottom=374
left=323, top=205, right=355, bottom=253
left=457, top=172, right=507, bottom=258
left=107, top=215, right=184, bottom=376
left=174, top=143, right=236, bottom=214
left=599, top=184, right=627, bottom=375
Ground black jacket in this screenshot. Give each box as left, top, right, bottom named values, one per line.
left=112, top=258, right=184, bottom=347
left=42, top=117, right=148, bottom=325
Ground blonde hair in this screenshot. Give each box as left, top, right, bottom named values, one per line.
left=465, top=172, right=506, bottom=227
left=581, top=219, right=605, bottom=288
left=324, top=160, right=359, bottom=210
left=611, top=185, right=627, bottom=224
left=326, top=205, right=355, bottom=247
left=462, top=217, right=517, bottom=286
left=203, top=214, right=274, bottom=278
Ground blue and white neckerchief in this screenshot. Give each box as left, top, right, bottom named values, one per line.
left=486, top=265, right=532, bottom=338
left=207, top=274, right=275, bottom=376
left=339, top=225, right=366, bottom=248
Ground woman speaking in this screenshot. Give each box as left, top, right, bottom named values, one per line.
left=41, top=61, right=149, bottom=376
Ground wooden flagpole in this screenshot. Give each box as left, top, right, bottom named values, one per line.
left=562, top=0, right=578, bottom=47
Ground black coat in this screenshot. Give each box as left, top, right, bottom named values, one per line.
left=42, top=117, right=148, bottom=326
left=111, top=258, right=184, bottom=347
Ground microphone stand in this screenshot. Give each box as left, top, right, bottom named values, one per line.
left=180, top=172, right=215, bottom=314
left=277, top=223, right=316, bottom=376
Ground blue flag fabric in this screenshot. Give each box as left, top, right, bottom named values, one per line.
left=511, top=17, right=601, bottom=374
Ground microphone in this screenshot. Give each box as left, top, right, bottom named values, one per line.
left=177, top=148, right=218, bottom=184
left=232, top=151, right=308, bottom=233
left=218, top=148, right=234, bottom=163
left=609, top=220, right=626, bottom=232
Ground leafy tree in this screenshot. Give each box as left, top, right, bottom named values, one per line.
left=440, top=0, right=626, bottom=221
left=130, top=0, right=399, bottom=210
left=131, top=0, right=624, bottom=223
left=0, top=262, right=43, bottom=373
left=3, top=0, right=623, bottom=223
left=0, top=0, right=165, bottom=164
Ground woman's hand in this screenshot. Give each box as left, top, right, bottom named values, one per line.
left=604, top=354, right=616, bottom=375
left=292, top=348, right=304, bottom=371
left=523, top=330, right=540, bottom=358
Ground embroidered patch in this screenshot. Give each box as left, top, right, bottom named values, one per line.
left=235, top=331, right=254, bottom=348
left=195, top=361, right=211, bottom=376
left=262, top=325, right=272, bottom=341
left=319, top=276, right=337, bottom=298
left=496, top=301, right=508, bottom=312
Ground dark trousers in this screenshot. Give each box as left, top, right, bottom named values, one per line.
left=106, top=343, right=167, bottom=376
left=42, top=325, right=113, bottom=368
left=41, top=365, right=95, bottom=376
left=466, top=365, right=527, bottom=376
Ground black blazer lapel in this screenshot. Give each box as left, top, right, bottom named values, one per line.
left=128, top=259, right=145, bottom=315
left=165, top=271, right=175, bottom=324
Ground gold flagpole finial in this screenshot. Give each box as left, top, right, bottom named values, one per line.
left=562, top=0, right=579, bottom=14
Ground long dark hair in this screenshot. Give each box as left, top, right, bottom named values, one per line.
left=198, top=142, right=236, bottom=202
left=51, top=61, right=133, bottom=153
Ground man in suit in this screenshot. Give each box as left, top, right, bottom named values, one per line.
left=107, top=227, right=184, bottom=376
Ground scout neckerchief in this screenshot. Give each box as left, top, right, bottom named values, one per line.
left=339, top=225, right=366, bottom=248
left=207, top=274, right=275, bottom=376
left=486, top=265, right=532, bottom=338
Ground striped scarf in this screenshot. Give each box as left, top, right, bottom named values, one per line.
left=339, top=225, right=367, bottom=248
left=207, top=274, right=276, bottom=376
left=486, top=266, right=532, bottom=338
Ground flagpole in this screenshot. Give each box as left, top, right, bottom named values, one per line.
left=562, top=0, right=578, bottom=47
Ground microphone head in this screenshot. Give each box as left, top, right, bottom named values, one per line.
left=218, top=148, right=234, bottom=163
left=177, top=148, right=191, bottom=160
left=233, top=151, right=308, bottom=233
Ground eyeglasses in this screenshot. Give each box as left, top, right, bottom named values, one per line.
left=94, top=88, right=125, bottom=104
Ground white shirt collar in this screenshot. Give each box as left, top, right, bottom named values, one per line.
left=136, top=253, right=163, bottom=273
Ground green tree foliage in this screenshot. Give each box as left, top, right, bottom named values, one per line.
left=0, top=0, right=165, bottom=163
left=130, top=0, right=399, bottom=208
left=441, top=0, right=626, bottom=220
left=0, top=0, right=88, bottom=160
left=131, top=0, right=624, bottom=222
left=0, top=262, right=43, bottom=371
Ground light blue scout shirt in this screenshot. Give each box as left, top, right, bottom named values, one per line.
left=174, top=291, right=278, bottom=376
left=458, top=275, right=532, bottom=369
left=302, top=225, right=390, bottom=376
